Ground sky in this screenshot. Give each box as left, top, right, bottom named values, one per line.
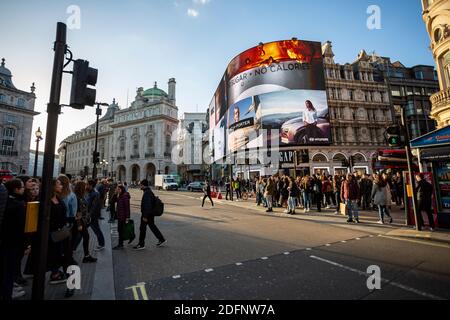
left=0, top=0, right=434, bottom=152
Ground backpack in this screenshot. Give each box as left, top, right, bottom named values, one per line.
left=153, top=196, right=164, bottom=217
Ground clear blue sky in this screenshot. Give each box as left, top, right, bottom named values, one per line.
left=0, top=0, right=434, bottom=150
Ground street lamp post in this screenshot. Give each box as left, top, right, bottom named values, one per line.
left=61, top=140, right=70, bottom=174
left=33, top=127, right=43, bottom=178
left=92, top=102, right=108, bottom=179
left=111, top=156, right=115, bottom=178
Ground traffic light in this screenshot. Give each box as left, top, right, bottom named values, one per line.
left=385, top=126, right=402, bottom=147
left=93, top=151, right=100, bottom=164
left=70, top=59, right=98, bottom=109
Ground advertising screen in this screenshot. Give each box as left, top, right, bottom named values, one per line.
left=210, top=39, right=330, bottom=162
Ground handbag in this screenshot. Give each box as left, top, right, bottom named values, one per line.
left=123, top=219, right=135, bottom=241
left=50, top=225, right=72, bottom=242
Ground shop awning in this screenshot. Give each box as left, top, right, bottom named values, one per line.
left=411, top=125, right=450, bottom=149
left=420, top=147, right=450, bottom=161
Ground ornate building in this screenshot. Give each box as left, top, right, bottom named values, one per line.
left=422, top=0, right=450, bottom=127
left=176, top=112, right=208, bottom=183
left=306, top=42, right=395, bottom=176
left=59, top=79, right=178, bottom=184
left=0, top=58, right=38, bottom=174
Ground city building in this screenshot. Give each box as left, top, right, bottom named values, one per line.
left=28, top=150, right=60, bottom=177
left=176, top=112, right=208, bottom=183
left=305, top=42, right=395, bottom=176
left=0, top=58, right=38, bottom=174
left=371, top=57, right=439, bottom=139
left=58, top=79, right=179, bottom=185
left=422, top=0, right=450, bottom=127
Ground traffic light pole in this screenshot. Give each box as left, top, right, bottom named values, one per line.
left=401, top=108, right=421, bottom=231
left=32, top=22, right=66, bottom=300
left=92, top=103, right=102, bottom=180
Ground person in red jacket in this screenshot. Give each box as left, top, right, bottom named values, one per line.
left=113, top=185, right=131, bottom=250
left=341, top=174, right=361, bottom=223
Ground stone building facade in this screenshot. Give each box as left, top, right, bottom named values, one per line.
left=176, top=112, right=208, bottom=183
left=422, top=0, right=450, bottom=127
left=0, top=58, right=38, bottom=174
left=59, top=79, right=178, bottom=185
left=304, top=42, right=395, bottom=176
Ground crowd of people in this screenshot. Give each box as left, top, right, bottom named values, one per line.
left=216, top=171, right=434, bottom=228
left=0, top=175, right=166, bottom=300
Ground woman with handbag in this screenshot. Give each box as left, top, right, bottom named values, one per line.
left=114, top=185, right=131, bottom=250
left=47, top=178, right=71, bottom=285
left=72, top=181, right=97, bottom=263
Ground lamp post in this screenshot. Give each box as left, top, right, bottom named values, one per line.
left=110, top=156, right=115, bottom=178
left=33, top=127, right=43, bottom=178
left=92, top=102, right=108, bottom=179
left=61, top=140, right=70, bottom=174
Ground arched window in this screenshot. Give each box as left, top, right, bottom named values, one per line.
left=312, top=153, right=328, bottom=163
left=353, top=153, right=366, bottom=163
left=147, top=135, right=154, bottom=156
left=119, top=139, right=125, bottom=155
left=332, top=153, right=347, bottom=162
left=132, top=137, right=139, bottom=156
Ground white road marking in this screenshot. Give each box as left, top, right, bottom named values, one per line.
left=235, top=262, right=243, bottom=266
left=261, top=257, right=269, bottom=260
left=283, top=252, right=290, bottom=255
left=310, top=255, right=445, bottom=300
left=306, top=248, right=312, bottom=251
left=172, top=275, right=181, bottom=279
left=379, top=235, right=450, bottom=249
left=355, top=238, right=361, bottom=240
left=325, top=244, right=331, bottom=247
left=205, top=268, right=214, bottom=273
left=341, top=241, right=347, bottom=243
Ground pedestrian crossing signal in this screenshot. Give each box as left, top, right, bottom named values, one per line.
left=385, top=126, right=403, bottom=147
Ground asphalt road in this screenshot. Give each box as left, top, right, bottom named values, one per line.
left=111, top=189, right=450, bottom=300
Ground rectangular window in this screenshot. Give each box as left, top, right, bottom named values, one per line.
left=415, top=71, right=424, bottom=80
left=406, top=87, right=413, bottom=96
left=391, top=86, right=401, bottom=97
left=1, top=139, right=14, bottom=151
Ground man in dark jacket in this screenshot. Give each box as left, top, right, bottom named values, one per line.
left=202, top=180, right=214, bottom=208
left=0, top=183, right=7, bottom=247
left=133, top=180, right=166, bottom=250
left=415, top=174, right=435, bottom=231
left=86, top=179, right=105, bottom=250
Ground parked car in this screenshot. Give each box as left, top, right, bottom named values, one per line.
left=187, top=181, right=205, bottom=192
left=281, top=110, right=330, bottom=145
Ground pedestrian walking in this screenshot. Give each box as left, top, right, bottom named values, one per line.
left=86, top=179, right=105, bottom=251
left=371, top=174, right=393, bottom=224
left=312, top=174, right=323, bottom=212
left=133, top=180, right=166, bottom=250
left=341, top=174, right=360, bottom=223
left=108, top=180, right=118, bottom=222
left=202, top=180, right=214, bottom=208
left=301, top=175, right=312, bottom=213
left=415, top=174, right=435, bottom=231
left=225, top=178, right=233, bottom=201
left=114, top=185, right=131, bottom=249
left=72, top=181, right=97, bottom=265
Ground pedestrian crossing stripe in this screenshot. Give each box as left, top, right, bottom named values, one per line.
left=125, top=282, right=149, bottom=300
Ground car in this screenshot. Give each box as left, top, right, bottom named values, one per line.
left=187, top=181, right=205, bottom=192
left=0, top=170, right=14, bottom=182
left=280, top=110, right=330, bottom=145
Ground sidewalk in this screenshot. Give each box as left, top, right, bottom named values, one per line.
left=211, top=194, right=450, bottom=246
left=18, top=209, right=115, bottom=300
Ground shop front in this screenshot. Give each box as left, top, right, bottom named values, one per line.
left=411, top=126, right=450, bottom=228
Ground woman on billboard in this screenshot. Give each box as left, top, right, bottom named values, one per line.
left=304, top=100, right=319, bottom=143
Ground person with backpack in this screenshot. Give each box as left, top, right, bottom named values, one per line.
left=114, top=185, right=131, bottom=249
left=134, top=180, right=166, bottom=250
left=72, top=181, right=97, bottom=264
left=415, top=174, right=435, bottom=231
left=201, top=180, right=214, bottom=208
left=86, top=179, right=105, bottom=251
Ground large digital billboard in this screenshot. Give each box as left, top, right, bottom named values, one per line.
left=210, top=39, right=330, bottom=162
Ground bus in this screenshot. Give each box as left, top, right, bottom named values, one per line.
left=0, top=170, right=14, bottom=182
left=371, top=149, right=418, bottom=174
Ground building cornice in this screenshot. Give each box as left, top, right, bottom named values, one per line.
left=110, top=115, right=178, bottom=129
left=0, top=103, right=39, bottom=116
